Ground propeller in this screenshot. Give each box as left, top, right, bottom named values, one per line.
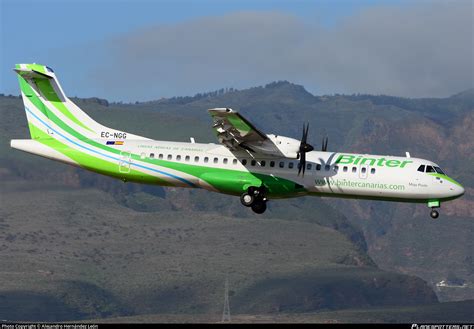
left=297, top=123, right=314, bottom=176
left=322, top=136, right=328, bottom=152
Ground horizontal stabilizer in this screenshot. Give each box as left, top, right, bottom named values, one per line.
left=14, top=68, right=53, bottom=80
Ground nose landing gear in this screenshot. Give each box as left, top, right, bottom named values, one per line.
left=240, top=186, right=267, bottom=214
left=428, top=200, right=440, bottom=219
left=430, top=209, right=439, bottom=219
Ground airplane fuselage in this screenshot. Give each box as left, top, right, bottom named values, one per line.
left=11, top=138, right=464, bottom=204
left=10, top=63, right=465, bottom=217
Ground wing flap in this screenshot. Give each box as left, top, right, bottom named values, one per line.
left=208, top=108, right=284, bottom=156
left=209, top=108, right=267, bottom=143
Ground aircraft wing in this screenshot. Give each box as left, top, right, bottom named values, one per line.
left=208, top=108, right=283, bottom=156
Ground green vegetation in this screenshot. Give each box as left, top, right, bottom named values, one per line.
left=85, top=300, right=474, bottom=323
left=0, top=179, right=401, bottom=321
left=0, top=84, right=473, bottom=322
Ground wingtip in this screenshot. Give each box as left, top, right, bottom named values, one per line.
left=208, top=107, right=235, bottom=113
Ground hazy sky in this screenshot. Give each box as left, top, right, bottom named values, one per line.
left=1, top=0, right=472, bottom=101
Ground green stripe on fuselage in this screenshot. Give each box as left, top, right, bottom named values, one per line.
left=428, top=173, right=463, bottom=187
left=21, top=80, right=303, bottom=197
left=31, top=123, right=173, bottom=186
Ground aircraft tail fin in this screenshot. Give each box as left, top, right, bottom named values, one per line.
left=13, top=63, right=147, bottom=141
left=14, top=64, right=104, bottom=139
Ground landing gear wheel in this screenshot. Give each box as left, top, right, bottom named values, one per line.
left=430, top=209, right=439, bottom=219
left=240, top=193, right=255, bottom=207
left=248, top=186, right=257, bottom=195
left=251, top=200, right=267, bottom=214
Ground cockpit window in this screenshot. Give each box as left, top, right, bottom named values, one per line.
left=426, top=165, right=436, bottom=173
left=434, top=166, right=445, bottom=175
left=417, top=165, right=425, bottom=172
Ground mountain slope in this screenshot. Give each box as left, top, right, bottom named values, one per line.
left=1, top=83, right=473, bottom=321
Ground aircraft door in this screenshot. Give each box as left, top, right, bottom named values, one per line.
left=119, top=151, right=132, bottom=173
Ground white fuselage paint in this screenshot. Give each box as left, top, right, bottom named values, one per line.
left=11, top=136, right=465, bottom=202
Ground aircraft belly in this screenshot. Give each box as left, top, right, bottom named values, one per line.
left=199, top=171, right=261, bottom=195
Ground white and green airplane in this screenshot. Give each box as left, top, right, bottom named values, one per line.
left=10, top=64, right=464, bottom=218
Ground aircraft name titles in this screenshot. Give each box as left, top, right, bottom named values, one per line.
left=336, top=155, right=412, bottom=168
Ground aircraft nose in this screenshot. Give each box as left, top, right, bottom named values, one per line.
left=449, top=183, right=464, bottom=197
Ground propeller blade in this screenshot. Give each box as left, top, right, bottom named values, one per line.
left=322, top=136, right=328, bottom=152
left=301, top=123, right=306, bottom=143
left=298, top=122, right=315, bottom=176
left=303, top=123, right=309, bottom=144
left=302, top=152, right=306, bottom=176
left=298, top=152, right=306, bottom=176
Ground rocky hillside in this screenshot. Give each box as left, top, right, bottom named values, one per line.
left=0, top=84, right=473, bottom=321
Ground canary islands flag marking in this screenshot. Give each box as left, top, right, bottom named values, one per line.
left=106, top=141, right=124, bottom=145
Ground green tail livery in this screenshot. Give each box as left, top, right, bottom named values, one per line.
left=11, top=64, right=464, bottom=217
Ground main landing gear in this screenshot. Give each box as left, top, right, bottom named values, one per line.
left=240, top=186, right=267, bottom=214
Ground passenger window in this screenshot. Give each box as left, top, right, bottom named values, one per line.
left=159, top=154, right=163, bottom=159
left=289, top=162, right=294, bottom=169
left=185, top=155, right=190, bottom=162
left=371, top=168, right=376, bottom=174
left=334, top=165, right=339, bottom=172
left=426, top=165, right=435, bottom=173
left=316, top=164, right=321, bottom=171
left=343, top=166, right=348, bottom=172
left=307, top=163, right=312, bottom=170
left=251, top=159, right=256, bottom=166
left=223, top=158, right=228, bottom=164
left=325, top=164, right=330, bottom=171
left=213, top=157, right=218, bottom=164
left=279, top=161, right=284, bottom=168
left=194, top=156, right=199, bottom=162
left=167, top=154, right=172, bottom=160
left=270, top=161, right=275, bottom=167
left=417, top=165, right=425, bottom=172
left=352, top=167, right=357, bottom=173
left=242, top=159, right=247, bottom=165
left=361, top=167, right=367, bottom=174
left=204, top=157, right=209, bottom=163
left=176, top=155, right=181, bottom=161
left=150, top=153, right=155, bottom=159
left=232, top=159, right=237, bottom=165
left=261, top=160, right=266, bottom=167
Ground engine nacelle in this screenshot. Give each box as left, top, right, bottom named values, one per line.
left=267, top=134, right=300, bottom=158
left=244, top=134, right=300, bottom=158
